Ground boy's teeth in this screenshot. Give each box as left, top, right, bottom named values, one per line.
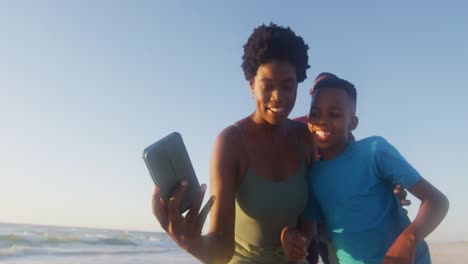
left=316, top=130, right=330, bottom=139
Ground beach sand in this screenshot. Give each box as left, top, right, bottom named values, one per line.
left=428, top=242, right=468, bottom=263
left=0, top=241, right=465, bottom=264
left=314, top=242, right=467, bottom=264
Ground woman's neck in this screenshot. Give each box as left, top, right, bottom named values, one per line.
left=249, top=114, right=288, bottom=140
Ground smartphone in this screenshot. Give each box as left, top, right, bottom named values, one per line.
left=142, top=132, right=200, bottom=213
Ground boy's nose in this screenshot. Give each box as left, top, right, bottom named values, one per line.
left=316, top=117, right=328, bottom=125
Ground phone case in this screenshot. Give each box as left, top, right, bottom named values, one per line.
left=142, top=132, right=200, bottom=213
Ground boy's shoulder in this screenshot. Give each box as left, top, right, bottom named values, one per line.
left=347, top=136, right=392, bottom=158
left=357, top=135, right=386, bottom=143
left=355, top=136, right=389, bottom=149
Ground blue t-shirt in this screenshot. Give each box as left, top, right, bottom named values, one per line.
left=304, top=136, right=431, bottom=264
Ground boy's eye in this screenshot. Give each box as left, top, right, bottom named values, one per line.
left=330, top=112, right=342, bottom=118
left=308, top=112, right=319, bottom=119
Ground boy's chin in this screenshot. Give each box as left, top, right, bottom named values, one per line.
left=315, top=138, right=340, bottom=152
left=316, top=142, right=331, bottom=152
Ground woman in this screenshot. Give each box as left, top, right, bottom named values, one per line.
left=153, top=23, right=314, bottom=263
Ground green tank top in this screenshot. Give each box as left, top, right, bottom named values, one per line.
left=229, top=125, right=309, bottom=264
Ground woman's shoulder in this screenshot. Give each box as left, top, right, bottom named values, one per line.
left=288, top=119, right=316, bottom=162
left=289, top=118, right=308, bottom=134
left=216, top=124, right=242, bottom=146
left=220, top=116, right=253, bottom=135
left=214, top=118, right=251, bottom=151
left=287, top=119, right=310, bottom=144
left=212, top=121, right=249, bottom=186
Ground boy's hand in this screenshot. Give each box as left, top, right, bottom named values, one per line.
left=394, top=184, right=411, bottom=214
left=280, top=227, right=309, bottom=262
left=383, top=231, right=416, bottom=264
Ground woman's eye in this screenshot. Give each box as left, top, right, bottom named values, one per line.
left=262, top=84, right=273, bottom=91
left=283, top=85, right=294, bottom=91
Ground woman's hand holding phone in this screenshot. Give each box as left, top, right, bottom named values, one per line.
left=152, top=180, right=216, bottom=249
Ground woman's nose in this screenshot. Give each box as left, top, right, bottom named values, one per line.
left=270, top=88, right=286, bottom=102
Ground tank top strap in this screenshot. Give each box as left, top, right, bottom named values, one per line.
left=231, top=123, right=249, bottom=166
left=292, top=122, right=309, bottom=163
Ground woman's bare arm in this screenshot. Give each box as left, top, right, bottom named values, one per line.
left=152, top=127, right=242, bottom=264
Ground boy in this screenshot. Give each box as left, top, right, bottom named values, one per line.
left=283, top=77, right=449, bottom=263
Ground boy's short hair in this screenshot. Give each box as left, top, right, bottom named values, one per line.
left=312, top=77, right=357, bottom=104
left=241, top=23, right=310, bottom=83
left=315, top=72, right=337, bottom=80
left=309, top=72, right=338, bottom=95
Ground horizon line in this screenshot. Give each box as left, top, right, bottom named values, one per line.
left=0, top=221, right=163, bottom=234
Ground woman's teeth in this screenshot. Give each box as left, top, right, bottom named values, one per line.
left=269, top=107, right=284, bottom=113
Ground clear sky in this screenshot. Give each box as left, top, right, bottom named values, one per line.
left=1, top=1, right=466, bottom=242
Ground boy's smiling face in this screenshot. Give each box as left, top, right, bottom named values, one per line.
left=308, top=87, right=358, bottom=160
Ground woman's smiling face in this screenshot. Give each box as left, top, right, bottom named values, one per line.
left=250, top=60, right=298, bottom=126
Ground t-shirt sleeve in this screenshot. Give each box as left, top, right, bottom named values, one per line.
left=302, top=190, right=323, bottom=222
left=375, top=137, right=421, bottom=189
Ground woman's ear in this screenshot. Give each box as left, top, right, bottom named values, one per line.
left=350, top=115, right=359, bottom=131
left=249, top=79, right=255, bottom=94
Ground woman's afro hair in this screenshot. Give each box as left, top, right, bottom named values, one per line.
left=241, top=23, right=310, bottom=83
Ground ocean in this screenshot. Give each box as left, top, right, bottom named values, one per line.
left=1, top=222, right=465, bottom=263
left=0, top=222, right=197, bottom=263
